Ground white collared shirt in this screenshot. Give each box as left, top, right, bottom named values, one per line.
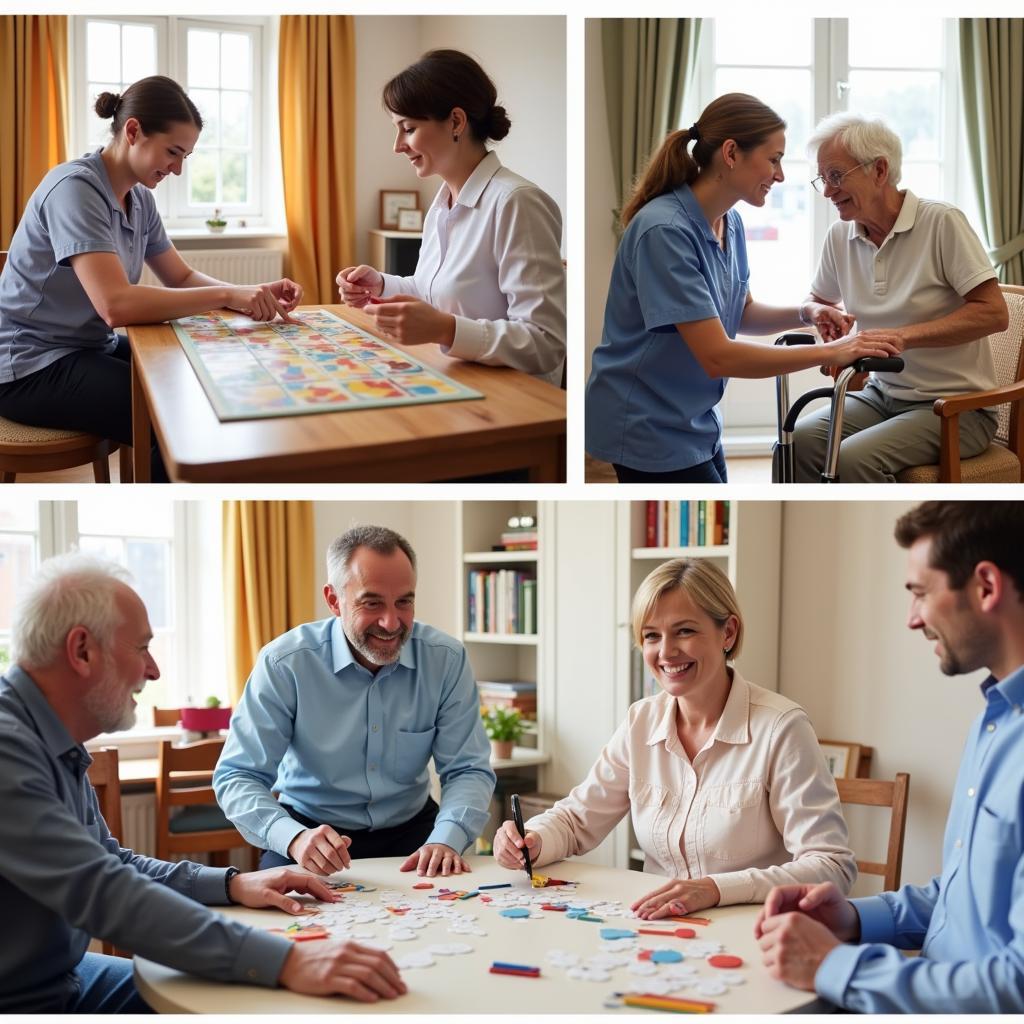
left=811, top=190, right=997, bottom=402
left=381, top=150, right=565, bottom=386
left=525, top=672, right=856, bottom=905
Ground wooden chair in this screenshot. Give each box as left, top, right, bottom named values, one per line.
left=155, top=738, right=257, bottom=870
left=836, top=773, right=911, bottom=892
left=898, top=284, right=1024, bottom=483
left=818, top=739, right=873, bottom=779
left=152, top=707, right=182, bottom=727
left=0, top=250, right=132, bottom=483
left=86, top=747, right=126, bottom=957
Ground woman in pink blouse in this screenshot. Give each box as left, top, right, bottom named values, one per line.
left=493, top=559, right=855, bottom=917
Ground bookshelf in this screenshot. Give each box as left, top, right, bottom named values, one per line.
left=613, top=500, right=782, bottom=868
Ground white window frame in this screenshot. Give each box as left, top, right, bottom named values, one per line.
left=69, top=14, right=273, bottom=230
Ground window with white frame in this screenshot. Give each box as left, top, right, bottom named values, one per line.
left=72, top=15, right=268, bottom=228
left=0, top=499, right=226, bottom=728
left=690, top=16, right=964, bottom=435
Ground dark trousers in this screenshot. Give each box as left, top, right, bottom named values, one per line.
left=259, top=797, right=440, bottom=870
left=614, top=446, right=728, bottom=484
left=0, top=337, right=168, bottom=482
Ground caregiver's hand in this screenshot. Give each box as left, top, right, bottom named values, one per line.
left=802, top=302, right=855, bottom=342
left=820, top=333, right=898, bottom=369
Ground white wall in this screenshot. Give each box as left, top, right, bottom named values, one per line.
left=584, top=19, right=617, bottom=381
left=353, top=16, right=567, bottom=265
left=778, top=501, right=986, bottom=893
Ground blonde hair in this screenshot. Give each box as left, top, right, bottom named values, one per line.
left=621, top=93, right=785, bottom=228
left=630, top=558, right=743, bottom=659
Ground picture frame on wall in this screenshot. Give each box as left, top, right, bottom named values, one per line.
left=818, top=740, right=872, bottom=779
left=380, top=190, right=420, bottom=230
left=396, top=207, right=424, bottom=232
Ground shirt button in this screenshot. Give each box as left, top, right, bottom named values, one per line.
left=369, top=764, right=376, bottom=771
left=986, top=723, right=996, bottom=732
left=372, top=724, right=379, bottom=732
left=954, top=838, right=962, bottom=848
left=967, top=787, right=976, bottom=798
left=247, top=968, right=257, bottom=979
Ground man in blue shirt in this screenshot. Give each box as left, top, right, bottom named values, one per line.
left=214, top=525, right=496, bottom=879
left=756, top=501, right=1024, bottom=1012
left=0, top=553, right=405, bottom=1012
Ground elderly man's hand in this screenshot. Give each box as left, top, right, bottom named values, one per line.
left=398, top=842, right=470, bottom=876
left=807, top=303, right=855, bottom=342
left=228, top=866, right=339, bottom=914
left=758, top=911, right=842, bottom=991
left=853, top=326, right=908, bottom=353
left=754, top=882, right=859, bottom=941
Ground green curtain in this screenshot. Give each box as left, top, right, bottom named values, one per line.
left=959, top=19, right=1024, bottom=285
left=602, top=18, right=702, bottom=233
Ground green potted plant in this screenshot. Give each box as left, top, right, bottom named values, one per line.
left=481, top=706, right=524, bottom=759
left=180, top=695, right=232, bottom=733
left=205, top=207, right=227, bottom=234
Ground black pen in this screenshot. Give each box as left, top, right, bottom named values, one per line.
left=510, top=793, right=533, bottom=881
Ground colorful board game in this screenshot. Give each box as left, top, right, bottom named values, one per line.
left=171, top=308, right=483, bottom=422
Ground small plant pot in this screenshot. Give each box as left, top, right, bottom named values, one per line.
left=490, top=739, right=515, bottom=760
left=205, top=223, right=226, bottom=234
left=179, top=706, right=232, bottom=732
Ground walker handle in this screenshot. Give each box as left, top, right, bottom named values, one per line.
left=774, top=332, right=816, bottom=347
left=852, top=357, right=904, bottom=373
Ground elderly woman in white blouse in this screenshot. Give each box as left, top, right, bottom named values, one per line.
left=493, top=559, right=855, bottom=918
left=336, top=49, right=565, bottom=387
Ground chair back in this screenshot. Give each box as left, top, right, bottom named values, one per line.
left=153, top=706, right=182, bottom=727
left=836, top=772, right=910, bottom=891
left=157, top=737, right=223, bottom=810
left=86, top=746, right=123, bottom=841
left=991, top=284, right=1024, bottom=447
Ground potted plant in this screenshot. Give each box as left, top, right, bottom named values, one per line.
left=205, top=208, right=227, bottom=234
left=481, top=706, right=524, bottom=759
left=180, top=695, right=232, bottom=734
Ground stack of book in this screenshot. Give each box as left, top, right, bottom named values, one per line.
left=477, top=680, right=537, bottom=719
left=493, top=527, right=538, bottom=552
left=467, top=569, right=537, bottom=634
left=644, top=500, right=730, bottom=548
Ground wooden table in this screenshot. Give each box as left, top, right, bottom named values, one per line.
left=133, top=857, right=825, bottom=1014
left=126, top=305, right=566, bottom=482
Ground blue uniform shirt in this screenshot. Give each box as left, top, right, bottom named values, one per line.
left=816, top=663, right=1024, bottom=1012
left=0, top=148, right=171, bottom=383
left=214, top=617, right=497, bottom=858
left=585, top=183, right=750, bottom=472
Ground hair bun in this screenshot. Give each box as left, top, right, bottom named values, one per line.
left=486, top=104, right=511, bottom=142
left=94, top=91, right=122, bottom=120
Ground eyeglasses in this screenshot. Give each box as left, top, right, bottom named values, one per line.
left=810, top=161, right=875, bottom=194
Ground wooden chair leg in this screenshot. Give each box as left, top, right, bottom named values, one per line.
left=93, top=455, right=111, bottom=483
left=118, top=445, right=134, bottom=484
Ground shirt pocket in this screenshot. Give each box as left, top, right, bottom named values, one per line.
left=700, top=779, right=765, bottom=864
left=969, top=804, right=1019, bottom=931
left=629, top=780, right=672, bottom=850
left=393, top=727, right=436, bottom=784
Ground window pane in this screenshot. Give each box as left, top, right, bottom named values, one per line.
left=125, top=540, right=171, bottom=629
left=78, top=535, right=123, bottom=564
left=220, top=32, right=251, bottom=90
left=714, top=16, right=811, bottom=66
left=0, top=501, right=38, bottom=532
left=87, top=21, right=121, bottom=83
left=220, top=91, right=250, bottom=147
left=847, top=70, right=940, bottom=161
left=849, top=17, right=943, bottom=68
left=221, top=152, right=248, bottom=204
left=188, top=29, right=220, bottom=89
left=900, top=161, right=941, bottom=198
left=189, top=151, right=218, bottom=204
left=715, top=67, right=812, bottom=154
left=121, top=23, right=157, bottom=85
left=190, top=88, right=220, bottom=145
left=0, top=535, right=37, bottom=630
left=78, top=497, right=174, bottom=538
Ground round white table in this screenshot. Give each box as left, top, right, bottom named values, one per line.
left=134, top=857, right=822, bottom=1013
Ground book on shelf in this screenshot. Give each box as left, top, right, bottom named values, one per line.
left=466, top=569, right=537, bottom=634
left=643, top=501, right=731, bottom=548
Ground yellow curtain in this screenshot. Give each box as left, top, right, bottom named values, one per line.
left=223, top=501, right=316, bottom=704
left=278, top=16, right=356, bottom=304
left=0, top=16, right=69, bottom=250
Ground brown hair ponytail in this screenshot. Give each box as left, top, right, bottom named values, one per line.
left=620, top=93, right=785, bottom=228
left=94, top=75, right=203, bottom=137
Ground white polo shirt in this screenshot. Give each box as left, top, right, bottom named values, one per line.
left=380, top=150, right=565, bottom=387
left=811, top=191, right=997, bottom=402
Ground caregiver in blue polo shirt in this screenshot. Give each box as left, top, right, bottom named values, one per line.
left=0, top=75, right=302, bottom=481
left=585, top=93, right=899, bottom=483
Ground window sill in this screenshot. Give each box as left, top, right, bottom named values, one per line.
left=165, top=226, right=287, bottom=242
left=86, top=726, right=181, bottom=759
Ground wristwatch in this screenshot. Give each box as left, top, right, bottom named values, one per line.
left=224, top=866, right=240, bottom=904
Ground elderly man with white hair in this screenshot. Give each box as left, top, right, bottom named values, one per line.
left=0, top=553, right=405, bottom=1013
left=792, top=112, right=1009, bottom=482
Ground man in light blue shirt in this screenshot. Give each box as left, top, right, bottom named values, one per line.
left=756, top=501, right=1024, bottom=1012
left=214, top=525, right=496, bottom=879
left=0, top=553, right=404, bottom=1012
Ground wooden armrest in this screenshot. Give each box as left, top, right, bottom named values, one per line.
left=934, top=380, right=1024, bottom=417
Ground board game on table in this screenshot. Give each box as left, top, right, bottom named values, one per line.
left=171, top=307, right=482, bottom=421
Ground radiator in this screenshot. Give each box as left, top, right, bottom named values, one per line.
left=139, top=248, right=283, bottom=286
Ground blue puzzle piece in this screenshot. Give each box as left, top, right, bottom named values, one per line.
left=600, top=928, right=637, bottom=940
left=651, top=949, right=684, bottom=964
left=499, top=907, right=531, bottom=918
